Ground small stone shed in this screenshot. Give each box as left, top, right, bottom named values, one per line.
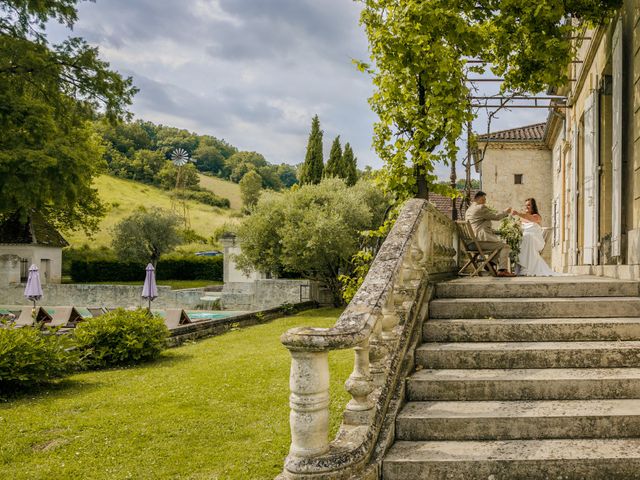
left=0, top=211, right=68, bottom=285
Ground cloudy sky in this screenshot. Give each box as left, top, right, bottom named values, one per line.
left=48, top=0, right=546, bottom=179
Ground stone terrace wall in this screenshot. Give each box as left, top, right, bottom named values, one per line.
left=0, top=283, right=204, bottom=309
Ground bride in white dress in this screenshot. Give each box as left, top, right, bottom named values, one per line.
left=512, top=198, right=558, bottom=276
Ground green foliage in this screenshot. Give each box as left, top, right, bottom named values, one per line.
left=62, top=245, right=116, bottom=275
left=342, top=143, right=358, bottom=187
left=358, top=0, right=620, bottom=199
left=111, top=208, right=182, bottom=266
left=338, top=250, right=373, bottom=304
left=498, top=216, right=523, bottom=263
left=0, top=0, right=136, bottom=232
left=74, top=309, right=169, bottom=369
left=324, top=136, right=343, bottom=179
left=236, top=178, right=389, bottom=305
left=299, top=115, right=324, bottom=185
left=0, top=323, right=79, bottom=390
left=70, top=256, right=223, bottom=282
left=172, top=189, right=230, bottom=209
left=157, top=162, right=200, bottom=190
left=240, top=170, right=263, bottom=211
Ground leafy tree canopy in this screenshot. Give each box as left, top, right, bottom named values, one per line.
left=0, top=0, right=137, bottom=232
left=111, top=208, right=181, bottom=266
left=358, top=0, right=621, bottom=199
left=324, top=136, right=343, bottom=179
left=236, top=178, right=389, bottom=305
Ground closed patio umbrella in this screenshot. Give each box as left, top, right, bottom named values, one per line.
left=141, top=263, right=158, bottom=310
left=24, top=264, right=43, bottom=310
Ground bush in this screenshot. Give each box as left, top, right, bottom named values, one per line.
left=70, top=256, right=223, bottom=282
left=74, top=309, right=169, bottom=369
left=62, top=245, right=116, bottom=276
left=173, top=189, right=230, bottom=208
left=0, top=324, right=79, bottom=390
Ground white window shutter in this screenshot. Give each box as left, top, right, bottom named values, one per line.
left=582, top=91, right=598, bottom=265
left=612, top=17, right=623, bottom=257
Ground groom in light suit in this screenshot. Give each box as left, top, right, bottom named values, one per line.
left=464, top=191, right=515, bottom=277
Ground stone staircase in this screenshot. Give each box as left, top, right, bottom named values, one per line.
left=383, top=276, right=640, bottom=479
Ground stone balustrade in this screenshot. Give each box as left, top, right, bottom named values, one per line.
left=278, top=199, right=458, bottom=479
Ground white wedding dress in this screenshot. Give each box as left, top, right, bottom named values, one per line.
left=517, top=221, right=558, bottom=276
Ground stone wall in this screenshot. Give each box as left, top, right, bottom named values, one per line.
left=221, top=279, right=333, bottom=310
left=480, top=144, right=553, bottom=224
left=0, top=283, right=204, bottom=309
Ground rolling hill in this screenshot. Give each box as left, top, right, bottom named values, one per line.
left=63, top=175, right=241, bottom=248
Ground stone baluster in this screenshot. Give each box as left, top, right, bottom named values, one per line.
left=369, top=314, right=389, bottom=387
left=344, top=338, right=374, bottom=425
left=381, top=293, right=400, bottom=343
left=288, top=350, right=330, bottom=457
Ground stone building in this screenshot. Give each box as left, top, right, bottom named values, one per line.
left=474, top=123, right=553, bottom=224
left=0, top=211, right=68, bottom=285
left=546, top=2, right=640, bottom=279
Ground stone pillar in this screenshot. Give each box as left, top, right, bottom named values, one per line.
left=0, top=254, right=20, bottom=285
left=288, top=350, right=330, bottom=457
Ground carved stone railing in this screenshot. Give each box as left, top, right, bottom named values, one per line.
left=278, top=199, right=458, bottom=480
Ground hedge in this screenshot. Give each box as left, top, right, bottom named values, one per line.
left=70, top=256, right=223, bottom=282
left=174, top=190, right=230, bottom=209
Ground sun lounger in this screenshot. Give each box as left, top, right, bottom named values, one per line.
left=153, top=309, right=191, bottom=329
left=43, top=306, right=84, bottom=328
left=14, top=307, right=52, bottom=327
left=88, top=307, right=106, bottom=317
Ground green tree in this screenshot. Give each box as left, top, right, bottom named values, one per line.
left=299, top=115, right=324, bottom=184
left=226, top=151, right=268, bottom=182
left=193, top=144, right=225, bottom=175
left=111, top=208, right=181, bottom=266
left=130, top=149, right=166, bottom=184
left=0, top=0, right=136, bottom=232
left=324, top=136, right=343, bottom=179
left=239, top=170, right=263, bottom=212
left=157, top=162, right=200, bottom=190
left=358, top=0, right=620, bottom=199
left=342, top=143, right=358, bottom=187
left=277, top=163, right=298, bottom=188
left=236, top=178, right=388, bottom=305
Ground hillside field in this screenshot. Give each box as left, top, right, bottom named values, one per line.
left=63, top=175, right=241, bottom=248
left=197, top=173, right=242, bottom=210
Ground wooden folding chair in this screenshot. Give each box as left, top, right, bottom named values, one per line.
left=456, top=221, right=500, bottom=276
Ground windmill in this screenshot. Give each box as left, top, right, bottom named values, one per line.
left=170, top=148, right=193, bottom=229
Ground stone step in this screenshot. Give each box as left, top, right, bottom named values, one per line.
left=416, top=341, right=640, bottom=369
left=429, top=297, right=640, bottom=319
left=383, top=439, right=640, bottom=480
left=424, top=317, right=640, bottom=342
left=396, top=399, right=640, bottom=441
left=435, top=277, right=640, bottom=299
left=406, top=368, right=640, bottom=401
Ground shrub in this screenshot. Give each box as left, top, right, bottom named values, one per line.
left=74, top=309, right=169, bottom=369
left=0, top=324, right=79, bottom=390
left=173, top=189, right=230, bottom=209
left=70, top=256, right=223, bottom=282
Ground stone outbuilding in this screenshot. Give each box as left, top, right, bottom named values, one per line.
left=0, top=211, right=68, bottom=285
left=473, top=122, right=553, bottom=224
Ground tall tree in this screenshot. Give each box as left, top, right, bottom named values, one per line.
left=239, top=170, right=263, bottom=212
left=299, top=115, right=324, bottom=184
left=342, top=143, right=358, bottom=187
left=0, top=0, right=137, bottom=232
left=324, top=136, right=343, bottom=179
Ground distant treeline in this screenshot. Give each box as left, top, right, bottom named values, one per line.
left=96, top=119, right=299, bottom=201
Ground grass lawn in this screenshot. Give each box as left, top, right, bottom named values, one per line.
left=64, top=175, right=241, bottom=249
left=61, top=279, right=222, bottom=290
left=0, top=308, right=350, bottom=480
